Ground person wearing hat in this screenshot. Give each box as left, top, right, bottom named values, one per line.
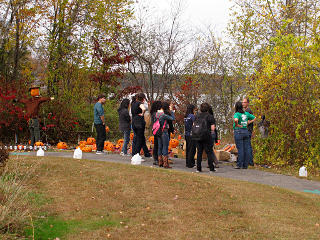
left=15, top=86, right=54, bottom=146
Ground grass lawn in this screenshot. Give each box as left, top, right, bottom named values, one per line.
left=5, top=156, right=320, bottom=239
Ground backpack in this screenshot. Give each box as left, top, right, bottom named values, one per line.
left=152, top=112, right=166, bottom=136
left=191, top=115, right=208, bottom=140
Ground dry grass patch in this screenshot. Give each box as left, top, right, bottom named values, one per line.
left=6, top=156, right=320, bottom=240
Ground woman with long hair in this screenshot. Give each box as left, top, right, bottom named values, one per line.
left=150, top=101, right=162, bottom=165
left=184, top=104, right=196, bottom=168
left=233, top=101, right=256, bottom=169
left=155, top=102, right=175, bottom=168
left=118, top=98, right=131, bottom=156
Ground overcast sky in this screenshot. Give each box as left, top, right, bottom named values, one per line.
left=134, top=0, right=233, bottom=38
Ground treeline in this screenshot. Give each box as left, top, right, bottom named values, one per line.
left=1, top=0, right=319, bottom=170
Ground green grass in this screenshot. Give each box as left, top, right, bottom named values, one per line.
left=24, top=216, right=118, bottom=240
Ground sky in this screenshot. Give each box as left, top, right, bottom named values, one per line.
left=134, top=0, right=233, bottom=38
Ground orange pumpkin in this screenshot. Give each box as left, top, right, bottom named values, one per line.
left=104, top=141, right=114, bottom=151
left=57, top=142, right=68, bottom=149
left=117, top=139, right=124, bottom=145
left=28, top=140, right=31, bottom=145
left=178, top=135, right=182, bottom=140
left=87, top=137, right=96, bottom=145
left=18, top=145, right=24, bottom=150
left=169, top=139, right=179, bottom=148
left=92, top=144, right=97, bottom=151
left=82, top=146, right=92, bottom=152
left=105, top=126, right=110, bottom=133
left=170, top=133, right=175, bottom=138
left=130, top=132, right=134, bottom=140
left=35, top=141, right=44, bottom=146
left=30, top=88, right=40, bottom=97
left=79, top=141, right=87, bottom=145
left=148, top=136, right=154, bottom=144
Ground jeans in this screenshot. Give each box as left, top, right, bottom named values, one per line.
left=153, top=134, right=159, bottom=160
left=29, top=118, right=40, bottom=146
left=122, top=130, right=131, bottom=154
left=158, top=131, right=170, bottom=156
left=196, top=139, right=215, bottom=172
left=95, top=123, right=106, bottom=151
left=234, top=128, right=251, bottom=168
left=185, top=135, right=196, bottom=167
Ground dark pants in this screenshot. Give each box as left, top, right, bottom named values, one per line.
left=95, top=124, right=106, bottom=151
left=29, top=118, right=40, bottom=146
left=153, top=134, right=159, bottom=160
left=158, top=132, right=170, bottom=157
left=234, top=129, right=251, bottom=168
left=197, top=139, right=214, bottom=171
left=132, top=128, right=149, bottom=156
left=248, top=132, right=254, bottom=166
left=122, top=130, right=131, bottom=154
left=196, top=139, right=215, bottom=172
left=132, top=128, right=145, bottom=156
left=185, top=135, right=196, bottom=167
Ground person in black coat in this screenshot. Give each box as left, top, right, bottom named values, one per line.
left=118, top=99, right=131, bottom=156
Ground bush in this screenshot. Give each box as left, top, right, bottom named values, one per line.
left=0, top=143, right=9, bottom=173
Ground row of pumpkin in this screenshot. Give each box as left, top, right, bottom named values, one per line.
left=55, top=136, right=181, bottom=153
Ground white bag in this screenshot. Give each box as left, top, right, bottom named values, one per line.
left=73, top=147, right=83, bottom=159
left=36, top=147, right=44, bottom=157
left=299, top=166, right=307, bottom=177
left=131, top=153, right=142, bottom=165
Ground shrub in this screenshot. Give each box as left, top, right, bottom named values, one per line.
left=0, top=143, right=9, bottom=173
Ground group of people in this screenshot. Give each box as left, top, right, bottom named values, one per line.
left=94, top=93, right=256, bottom=172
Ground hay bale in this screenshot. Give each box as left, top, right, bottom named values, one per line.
left=215, top=150, right=231, bottom=161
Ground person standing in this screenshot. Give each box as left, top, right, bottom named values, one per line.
left=156, top=102, right=175, bottom=168
left=208, top=105, right=219, bottom=168
left=233, top=101, right=256, bottom=169
left=242, top=97, right=254, bottom=166
left=150, top=101, right=162, bottom=165
left=94, top=94, right=106, bottom=154
left=16, top=86, right=53, bottom=146
left=192, top=103, right=216, bottom=173
left=131, top=93, right=148, bottom=156
left=118, top=99, right=131, bottom=156
left=184, top=104, right=196, bottom=168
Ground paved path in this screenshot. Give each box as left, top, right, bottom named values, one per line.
left=13, top=151, right=320, bottom=195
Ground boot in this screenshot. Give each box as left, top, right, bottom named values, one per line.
left=158, top=155, right=163, bottom=167
left=163, top=156, right=172, bottom=169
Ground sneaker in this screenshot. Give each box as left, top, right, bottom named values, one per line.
left=234, top=166, right=241, bottom=169
left=196, top=170, right=202, bottom=173
left=96, top=151, right=104, bottom=155
left=210, top=169, right=217, bottom=173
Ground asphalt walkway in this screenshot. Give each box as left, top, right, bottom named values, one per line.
left=13, top=151, right=320, bottom=195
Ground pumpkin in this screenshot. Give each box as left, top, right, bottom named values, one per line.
left=178, top=135, right=182, bottom=140
left=79, top=141, right=87, bottom=145
left=148, top=136, right=154, bottom=144
left=130, top=132, right=134, bottom=140
left=79, top=143, right=86, bottom=150
left=92, top=144, right=97, bottom=151
left=104, top=141, right=114, bottom=151
left=35, top=141, right=44, bottom=146
left=87, top=137, right=96, bottom=145
left=170, top=133, right=175, bottom=138
left=18, top=145, right=24, bottom=150
left=57, top=142, right=68, bottom=149
left=169, top=139, right=179, bottom=148
left=28, top=140, right=31, bottom=145
left=30, top=88, right=40, bottom=97
left=105, top=126, right=110, bottom=133
left=82, top=146, right=92, bottom=152
left=117, top=139, right=124, bottom=145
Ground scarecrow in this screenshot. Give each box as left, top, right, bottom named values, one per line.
left=15, top=86, right=54, bottom=146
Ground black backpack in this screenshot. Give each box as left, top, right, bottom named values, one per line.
left=191, top=115, right=208, bottom=141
